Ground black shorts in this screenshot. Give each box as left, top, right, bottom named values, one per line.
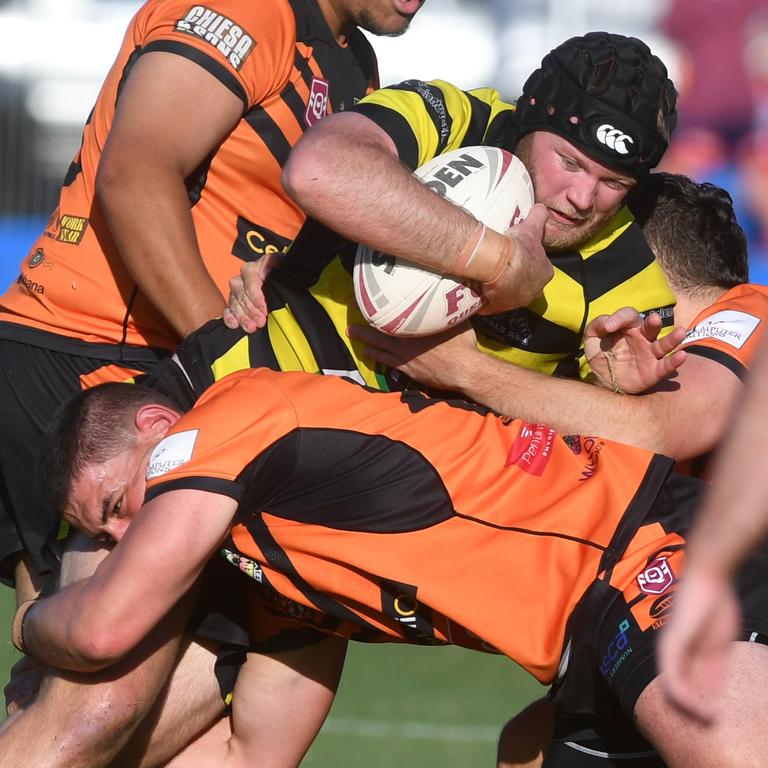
left=544, top=472, right=768, bottom=766
left=188, top=554, right=328, bottom=706
left=0, top=331, right=165, bottom=585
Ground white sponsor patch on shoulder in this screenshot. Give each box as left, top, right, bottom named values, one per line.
left=147, top=429, right=199, bottom=479
left=175, top=6, right=254, bottom=70
left=682, top=309, right=760, bottom=350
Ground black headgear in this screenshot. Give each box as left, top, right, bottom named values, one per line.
left=514, top=32, right=678, bottom=176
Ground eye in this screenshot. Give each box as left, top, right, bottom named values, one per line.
left=604, top=179, right=628, bottom=192
left=112, top=498, right=123, bottom=517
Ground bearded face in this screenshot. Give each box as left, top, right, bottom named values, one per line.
left=515, top=132, right=635, bottom=252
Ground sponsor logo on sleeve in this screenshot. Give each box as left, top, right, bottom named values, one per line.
left=682, top=310, right=760, bottom=350
left=147, top=429, right=199, bottom=478
left=636, top=556, right=676, bottom=595
left=305, top=77, right=330, bottom=127
left=28, top=249, right=47, bottom=269
left=175, top=6, right=254, bottom=70
left=506, top=423, right=555, bottom=475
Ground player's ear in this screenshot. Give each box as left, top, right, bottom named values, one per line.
left=134, top=404, right=181, bottom=438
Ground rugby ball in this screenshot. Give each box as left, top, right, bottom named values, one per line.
left=353, top=146, right=534, bottom=336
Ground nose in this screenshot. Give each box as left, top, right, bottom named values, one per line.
left=565, top=176, right=598, bottom=213
left=106, top=518, right=131, bottom=543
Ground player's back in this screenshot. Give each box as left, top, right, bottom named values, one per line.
left=147, top=368, right=675, bottom=681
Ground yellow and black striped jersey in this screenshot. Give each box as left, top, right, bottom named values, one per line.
left=143, top=220, right=406, bottom=406
left=147, top=78, right=678, bottom=397
left=353, top=79, right=677, bottom=379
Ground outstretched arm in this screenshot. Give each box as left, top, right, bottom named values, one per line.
left=660, top=337, right=768, bottom=720
left=349, top=315, right=736, bottom=461
left=19, top=489, right=237, bottom=672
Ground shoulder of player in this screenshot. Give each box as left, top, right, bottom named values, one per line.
left=686, top=284, right=768, bottom=329
left=354, top=78, right=513, bottom=165
left=136, top=0, right=298, bottom=105
left=678, top=285, right=766, bottom=378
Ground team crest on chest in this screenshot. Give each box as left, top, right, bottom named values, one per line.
left=306, top=77, right=330, bottom=127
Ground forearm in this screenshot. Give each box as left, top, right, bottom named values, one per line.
left=18, top=581, right=115, bottom=672
left=450, top=352, right=725, bottom=460
left=456, top=353, right=661, bottom=443
left=97, top=160, right=227, bottom=338
left=282, top=113, right=504, bottom=280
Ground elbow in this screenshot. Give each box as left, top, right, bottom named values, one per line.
left=94, top=154, right=124, bottom=216
left=282, top=115, right=345, bottom=208
left=69, top=621, right=133, bottom=672
left=643, top=423, right=716, bottom=464
left=282, top=136, right=334, bottom=211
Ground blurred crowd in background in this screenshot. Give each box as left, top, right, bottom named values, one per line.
left=2, top=0, right=767, bottom=282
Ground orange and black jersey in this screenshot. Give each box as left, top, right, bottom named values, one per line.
left=145, top=368, right=675, bottom=683
left=673, top=283, right=768, bottom=477
left=0, top=0, right=377, bottom=357
left=351, top=79, right=676, bottom=379
left=680, top=283, right=768, bottom=381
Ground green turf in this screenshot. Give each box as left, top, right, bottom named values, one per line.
left=305, top=643, right=544, bottom=766
left=0, top=586, right=20, bottom=679
left=0, top=584, right=545, bottom=765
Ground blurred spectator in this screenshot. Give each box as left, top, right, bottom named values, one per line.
left=659, top=0, right=768, bottom=283
left=661, top=0, right=764, bottom=148
left=737, top=136, right=768, bottom=265
left=743, top=8, right=768, bottom=141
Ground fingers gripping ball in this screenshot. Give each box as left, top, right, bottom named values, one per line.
left=353, top=146, right=533, bottom=336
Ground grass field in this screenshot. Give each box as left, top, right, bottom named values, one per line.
left=0, top=584, right=544, bottom=765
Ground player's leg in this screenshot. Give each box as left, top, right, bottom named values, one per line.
left=111, top=635, right=226, bottom=767
left=221, top=635, right=348, bottom=767
left=497, top=696, right=554, bottom=768
left=0, top=340, right=72, bottom=602
left=0, top=594, right=204, bottom=767
left=0, top=534, right=224, bottom=767
left=635, top=641, right=768, bottom=768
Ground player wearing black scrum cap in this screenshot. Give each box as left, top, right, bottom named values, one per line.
left=0, top=32, right=683, bottom=768
left=228, top=31, right=680, bottom=384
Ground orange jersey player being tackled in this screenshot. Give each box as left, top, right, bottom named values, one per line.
left=17, top=368, right=768, bottom=767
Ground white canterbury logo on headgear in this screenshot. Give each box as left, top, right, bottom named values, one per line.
left=595, top=124, right=634, bottom=155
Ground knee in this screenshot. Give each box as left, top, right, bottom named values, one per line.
left=497, top=697, right=554, bottom=768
